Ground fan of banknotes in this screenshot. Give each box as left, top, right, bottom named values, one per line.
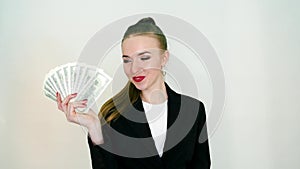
left=43, top=62, right=112, bottom=112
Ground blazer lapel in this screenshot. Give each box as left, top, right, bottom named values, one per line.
left=122, top=97, right=161, bottom=157
left=165, top=83, right=181, bottom=129
left=162, top=84, right=181, bottom=159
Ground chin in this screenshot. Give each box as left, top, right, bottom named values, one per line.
left=133, top=83, right=146, bottom=91
left=131, top=81, right=147, bottom=91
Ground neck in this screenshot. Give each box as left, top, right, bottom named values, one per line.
left=141, top=82, right=168, bottom=104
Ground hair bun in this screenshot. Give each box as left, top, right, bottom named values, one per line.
left=136, top=17, right=156, bottom=25
left=122, top=17, right=167, bottom=50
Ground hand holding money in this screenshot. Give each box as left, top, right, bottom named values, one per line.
left=43, top=62, right=112, bottom=145
left=56, top=92, right=104, bottom=145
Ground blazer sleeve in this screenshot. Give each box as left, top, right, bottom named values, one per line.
left=189, top=102, right=211, bottom=169
left=88, top=136, right=119, bottom=169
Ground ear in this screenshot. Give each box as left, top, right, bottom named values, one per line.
left=161, top=50, right=169, bottom=67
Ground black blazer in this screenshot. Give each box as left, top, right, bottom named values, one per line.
left=88, top=84, right=211, bottom=169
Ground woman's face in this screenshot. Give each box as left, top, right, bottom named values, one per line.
left=122, top=35, right=169, bottom=91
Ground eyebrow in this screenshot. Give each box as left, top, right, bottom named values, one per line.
left=137, top=51, right=150, bottom=56
left=122, top=51, right=151, bottom=58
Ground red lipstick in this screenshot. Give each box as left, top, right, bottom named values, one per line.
left=133, top=76, right=145, bottom=82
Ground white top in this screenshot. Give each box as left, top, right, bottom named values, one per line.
left=142, top=100, right=168, bottom=157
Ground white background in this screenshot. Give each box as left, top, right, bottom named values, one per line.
left=0, top=0, right=299, bottom=169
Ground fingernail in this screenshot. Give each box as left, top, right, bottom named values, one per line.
left=72, top=93, right=78, bottom=95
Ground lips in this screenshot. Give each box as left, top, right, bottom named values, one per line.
left=132, top=76, right=145, bottom=82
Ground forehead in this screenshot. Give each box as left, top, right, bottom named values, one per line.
left=122, top=35, right=160, bottom=55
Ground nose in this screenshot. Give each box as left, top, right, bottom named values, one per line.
left=130, top=60, right=141, bottom=75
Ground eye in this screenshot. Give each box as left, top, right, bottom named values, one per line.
left=140, top=55, right=151, bottom=61
left=123, top=59, right=132, bottom=63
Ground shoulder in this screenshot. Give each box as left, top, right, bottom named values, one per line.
left=166, top=83, right=205, bottom=113
left=177, top=93, right=206, bottom=118
left=166, top=84, right=207, bottom=127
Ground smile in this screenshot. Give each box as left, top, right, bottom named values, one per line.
left=132, top=76, right=145, bottom=82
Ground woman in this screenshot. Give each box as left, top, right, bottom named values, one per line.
left=56, top=17, right=211, bottom=169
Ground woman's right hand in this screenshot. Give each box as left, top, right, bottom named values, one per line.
left=56, top=92, right=104, bottom=145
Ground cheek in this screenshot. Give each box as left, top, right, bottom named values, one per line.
left=147, top=69, right=161, bottom=79
left=142, top=61, right=161, bottom=70
left=123, top=65, right=131, bottom=77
